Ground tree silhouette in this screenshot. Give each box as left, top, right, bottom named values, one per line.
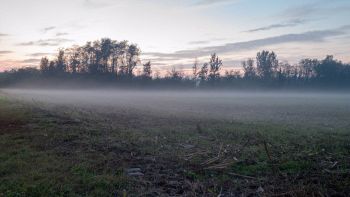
left=55, top=49, right=66, bottom=73
left=67, top=46, right=80, bottom=74
left=299, top=58, right=318, bottom=79
left=256, top=50, right=278, bottom=79
left=35, top=38, right=142, bottom=78
left=192, top=58, right=199, bottom=80
left=225, top=69, right=241, bottom=80
left=142, top=61, right=152, bottom=79
left=199, top=63, right=209, bottom=81
left=242, top=58, right=256, bottom=79
left=126, top=44, right=140, bottom=78
left=168, top=67, right=183, bottom=80
left=208, top=53, right=222, bottom=81
left=315, top=55, right=342, bottom=81
left=39, top=57, right=49, bottom=74
left=100, top=38, right=113, bottom=73
left=48, top=61, right=55, bottom=74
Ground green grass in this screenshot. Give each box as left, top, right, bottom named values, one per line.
left=1, top=94, right=350, bottom=196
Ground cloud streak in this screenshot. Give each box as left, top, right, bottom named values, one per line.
left=42, top=26, right=56, bottom=33
left=188, top=40, right=211, bottom=45
left=0, top=51, right=13, bottom=55
left=145, top=26, right=349, bottom=59
left=18, top=38, right=73, bottom=47
left=28, top=52, right=54, bottom=57
left=246, top=19, right=307, bottom=33
left=21, top=58, right=41, bottom=64
left=193, top=0, right=238, bottom=6
left=56, top=32, right=69, bottom=36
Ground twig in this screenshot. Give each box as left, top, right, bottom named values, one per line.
left=204, top=161, right=237, bottom=169
left=263, top=140, right=278, bottom=175
left=201, top=143, right=224, bottom=166
left=330, top=161, right=338, bottom=169
left=228, top=172, right=259, bottom=180
left=217, top=187, right=223, bottom=197
left=185, top=150, right=209, bottom=157
left=323, top=169, right=350, bottom=174
left=263, top=140, right=272, bottom=162
left=217, top=143, right=223, bottom=157
left=269, top=189, right=303, bottom=196
left=201, top=156, right=220, bottom=166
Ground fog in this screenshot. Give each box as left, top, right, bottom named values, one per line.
left=2, top=88, right=350, bottom=127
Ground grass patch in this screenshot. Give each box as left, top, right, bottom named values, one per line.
left=278, top=160, right=312, bottom=174
left=231, top=162, right=270, bottom=176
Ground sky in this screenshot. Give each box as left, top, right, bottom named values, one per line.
left=0, top=0, right=350, bottom=72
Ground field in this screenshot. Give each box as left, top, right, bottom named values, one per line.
left=1, top=89, right=350, bottom=196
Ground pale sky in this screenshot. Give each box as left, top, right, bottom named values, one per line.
left=0, top=0, right=350, bottom=72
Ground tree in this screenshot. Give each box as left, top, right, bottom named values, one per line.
left=276, top=61, right=290, bottom=81
left=92, top=40, right=103, bottom=73
left=115, top=40, right=128, bottom=77
left=100, top=38, right=113, bottom=73
left=225, top=69, right=241, bottom=80
left=39, top=57, right=49, bottom=73
left=67, top=46, right=80, bottom=74
left=75, top=46, right=88, bottom=73
left=142, top=61, right=152, bottom=79
left=314, top=55, right=343, bottom=82
left=110, top=41, right=121, bottom=74
left=82, top=42, right=95, bottom=73
left=208, top=53, right=222, bottom=81
left=48, top=61, right=55, bottom=73
left=126, top=44, right=140, bottom=78
left=199, top=63, right=208, bottom=81
left=168, top=67, right=183, bottom=80
left=299, top=58, right=318, bottom=79
left=154, top=70, right=161, bottom=79
left=256, top=50, right=278, bottom=79
left=242, top=58, right=256, bottom=79
left=55, top=49, right=66, bottom=73
left=192, top=58, right=199, bottom=80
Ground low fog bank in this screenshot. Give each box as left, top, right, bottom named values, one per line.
left=2, top=88, right=350, bottom=127
left=3, top=75, right=350, bottom=92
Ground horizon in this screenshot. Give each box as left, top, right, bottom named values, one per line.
left=1, top=0, right=350, bottom=72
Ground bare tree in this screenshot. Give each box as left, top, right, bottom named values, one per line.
left=142, top=61, right=152, bottom=79
left=66, top=46, right=80, bottom=74
left=208, top=53, right=222, bottom=81
left=199, top=63, right=209, bottom=81
left=55, top=49, right=66, bottom=73
left=192, top=58, right=199, bottom=80
left=39, top=57, right=49, bottom=73
left=168, top=66, right=183, bottom=80
left=242, top=58, right=256, bottom=79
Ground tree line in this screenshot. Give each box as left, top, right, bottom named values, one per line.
left=38, top=38, right=150, bottom=79
left=1, top=38, right=350, bottom=88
